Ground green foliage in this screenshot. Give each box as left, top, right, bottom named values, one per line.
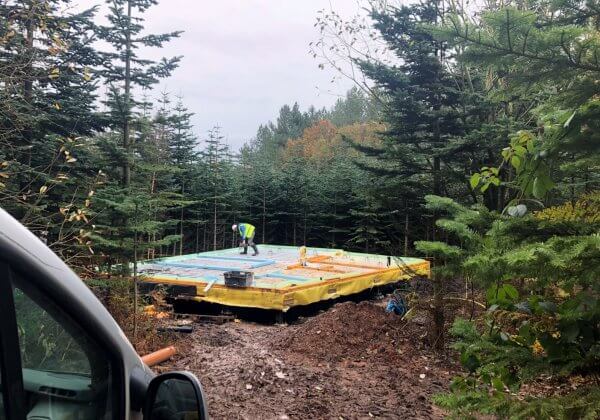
left=433, top=204, right=600, bottom=417
left=435, top=379, right=600, bottom=419
left=427, top=4, right=600, bottom=413
left=535, top=192, right=600, bottom=223
left=0, top=0, right=105, bottom=260
left=237, top=95, right=399, bottom=252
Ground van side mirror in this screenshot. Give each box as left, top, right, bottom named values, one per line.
left=143, top=371, right=208, bottom=420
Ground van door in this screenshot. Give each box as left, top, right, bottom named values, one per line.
left=0, top=262, right=121, bottom=419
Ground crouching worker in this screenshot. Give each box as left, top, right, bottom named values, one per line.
left=232, top=223, right=259, bottom=256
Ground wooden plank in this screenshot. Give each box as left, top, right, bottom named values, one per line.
left=204, top=279, right=217, bottom=292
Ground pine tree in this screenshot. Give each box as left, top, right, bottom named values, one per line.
left=169, top=97, right=198, bottom=168
left=197, top=126, right=233, bottom=251
left=166, top=96, right=198, bottom=255
left=357, top=1, right=465, bottom=197
left=89, top=0, right=183, bottom=269
left=97, top=0, right=181, bottom=187
left=237, top=145, right=282, bottom=244
left=328, top=86, right=380, bottom=126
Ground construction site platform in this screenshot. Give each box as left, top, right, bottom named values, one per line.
left=137, top=245, right=430, bottom=311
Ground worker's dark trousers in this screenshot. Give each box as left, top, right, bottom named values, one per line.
left=241, top=234, right=259, bottom=255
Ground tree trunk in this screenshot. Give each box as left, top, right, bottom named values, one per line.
left=293, top=216, right=296, bottom=246
left=195, top=220, right=200, bottom=253
left=179, top=182, right=184, bottom=255
left=433, top=156, right=441, bottom=196
left=303, top=212, right=307, bottom=245
left=213, top=195, right=217, bottom=251
left=332, top=192, right=337, bottom=247
left=132, top=202, right=139, bottom=348
left=24, top=3, right=34, bottom=160
left=18, top=2, right=36, bottom=221
left=262, top=187, right=266, bottom=243
left=404, top=212, right=409, bottom=256
left=122, top=0, right=133, bottom=187
left=430, top=276, right=445, bottom=352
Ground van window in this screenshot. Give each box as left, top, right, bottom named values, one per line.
left=12, top=279, right=113, bottom=419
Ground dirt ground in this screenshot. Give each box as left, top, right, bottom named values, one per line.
left=163, top=300, right=460, bottom=420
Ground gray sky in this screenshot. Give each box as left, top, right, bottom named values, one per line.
left=77, top=0, right=363, bottom=149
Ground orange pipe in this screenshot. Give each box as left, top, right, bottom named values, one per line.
left=323, top=261, right=383, bottom=270
left=141, top=346, right=177, bottom=367
left=310, top=256, right=383, bottom=270
left=307, top=255, right=331, bottom=263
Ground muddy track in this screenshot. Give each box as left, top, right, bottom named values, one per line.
left=164, top=301, right=459, bottom=419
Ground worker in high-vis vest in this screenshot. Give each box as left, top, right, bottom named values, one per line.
left=232, top=223, right=259, bottom=256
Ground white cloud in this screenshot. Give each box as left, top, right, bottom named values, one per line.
left=75, top=0, right=363, bottom=149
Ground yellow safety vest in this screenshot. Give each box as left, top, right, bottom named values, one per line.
left=239, top=223, right=255, bottom=238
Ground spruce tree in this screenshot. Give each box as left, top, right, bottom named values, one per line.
left=91, top=0, right=183, bottom=268
left=167, top=96, right=198, bottom=254
left=197, top=126, right=233, bottom=251
left=98, top=0, right=181, bottom=187
left=357, top=1, right=465, bottom=197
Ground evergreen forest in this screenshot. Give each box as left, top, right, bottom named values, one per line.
left=1, top=0, right=600, bottom=417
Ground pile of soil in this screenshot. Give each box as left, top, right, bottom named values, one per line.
left=275, top=301, right=410, bottom=362
left=165, top=298, right=460, bottom=419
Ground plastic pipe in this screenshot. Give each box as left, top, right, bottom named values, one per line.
left=141, top=346, right=177, bottom=367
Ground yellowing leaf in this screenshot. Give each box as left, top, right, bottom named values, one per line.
left=39, top=185, right=48, bottom=194
left=53, top=102, right=60, bottom=110
left=83, top=67, right=92, bottom=81
left=66, top=157, right=77, bottom=163
left=49, top=68, right=60, bottom=80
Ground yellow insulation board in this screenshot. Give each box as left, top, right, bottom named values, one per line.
left=143, top=246, right=430, bottom=312
left=197, top=261, right=428, bottom=311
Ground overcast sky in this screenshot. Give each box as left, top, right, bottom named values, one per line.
left=77, top=0, right=363, bottom=149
